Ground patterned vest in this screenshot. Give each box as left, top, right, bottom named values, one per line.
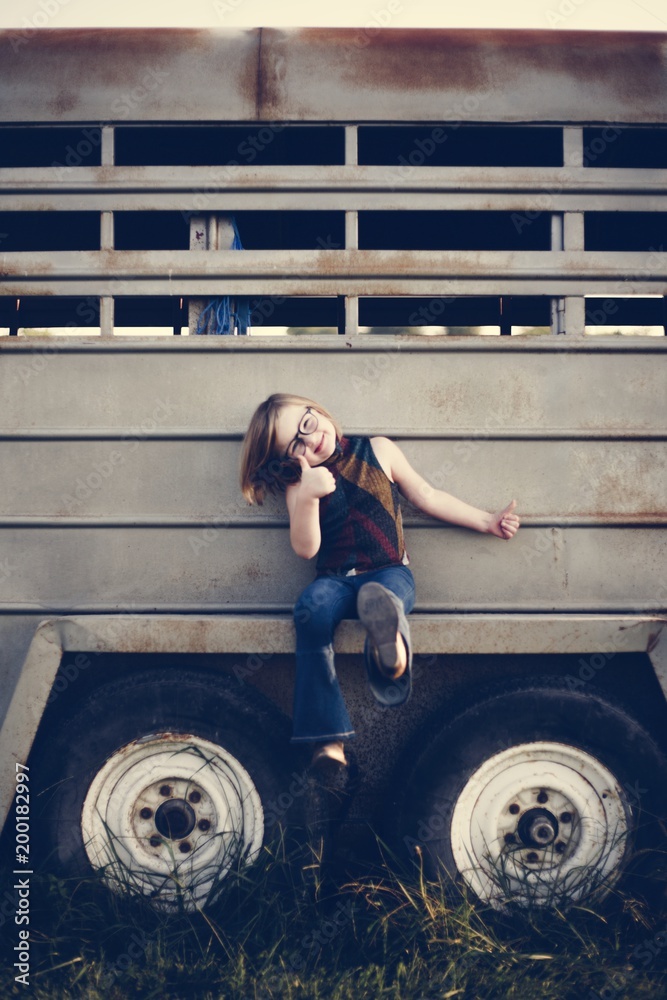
left=316, top=436, right=407, bottom=575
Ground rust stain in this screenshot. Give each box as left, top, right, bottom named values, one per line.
left=49, top=90, right=78, bottom=117
left=9, top=26, right=219, bottom=60
left=244, top=563, right=264, bottom=583
left=275, top=27, right=667, bottom=101
left=285, top=27, right=492, bottom=94
left=0, top=256, right=54, bottom=276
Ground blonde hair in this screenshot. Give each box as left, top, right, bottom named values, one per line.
left=239, top=393, right=342, bottom=505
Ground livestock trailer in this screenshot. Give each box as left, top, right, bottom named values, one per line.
left=0, top=27, right=666, bottom=911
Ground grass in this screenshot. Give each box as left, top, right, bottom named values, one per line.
left=1, top=839, right=666, bottom=1000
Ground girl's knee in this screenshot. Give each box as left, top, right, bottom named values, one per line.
left=294, top=580, right=349, bottom=641
left=294, top=594, right=333, bottom=637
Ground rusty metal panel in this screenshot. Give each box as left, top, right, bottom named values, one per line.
left=259, top=28, right=667, bottom=124
left=0, top=524, right=664, bottom=613
left=48, top=614, right=667, bottom=656
left=1, top=28, right=666, bottom=124
left=0, top=617, right=45, bottom=728
left=0, top=438, right=664, bottom=523
left=2, top=249, right=667, bottom=298
left=0, top=341, right=662, bottom=618
left=2, top=165, right=667, bottom=213
left=0, top=28, right=259, bottom=123
left=1, top=342, right=664, bottom=434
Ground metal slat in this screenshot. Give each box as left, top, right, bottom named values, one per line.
left=2, top=165, right=667, bottom=212
left=1, top=524, right=665, bottom=610
left=2, top=249, right=666, bottom=298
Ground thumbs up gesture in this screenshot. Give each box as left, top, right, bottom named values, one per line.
left=296, top=454, right=336, bottom=500
left=489, top=499, right=521, bottom=539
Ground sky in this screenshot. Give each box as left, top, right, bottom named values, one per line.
left=1, top=0, right=667, bottom=32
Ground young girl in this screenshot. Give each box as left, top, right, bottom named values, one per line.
left=240, top=393, right=520, bottom=770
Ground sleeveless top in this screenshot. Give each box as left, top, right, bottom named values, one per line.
left=316, top=436, right=408, bottom=576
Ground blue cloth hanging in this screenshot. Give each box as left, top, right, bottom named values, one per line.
left=195, top=218, right=251, bottom=335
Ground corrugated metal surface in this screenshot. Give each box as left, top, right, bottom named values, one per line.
left=1, top=341, right=664, bottom=432
left=1, top=440, right=663, bottom=521
left=0, top=525, right=664, bottom=613
left=1, top=28, right=666, bottom=124
left=0, top=340, right=664, bottom=616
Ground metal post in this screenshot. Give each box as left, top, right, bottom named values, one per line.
left=554, top=128, right=585, bottom=336
left=100, top=126, right=115, bottom=337
left=339, top=125, right=359, bottom=338
left=550, top=213, right=565, bottom=335
left=188, top=214, right=237, bottom=335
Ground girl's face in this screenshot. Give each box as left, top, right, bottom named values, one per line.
left=273, top=403, right=337, bottom=467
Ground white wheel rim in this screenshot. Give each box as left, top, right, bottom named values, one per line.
left=81, top=733, right=264, bottom=910
left=450, top=741, right=631, bottom=907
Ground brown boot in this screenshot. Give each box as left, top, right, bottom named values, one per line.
left=357, top=582, right=407, bottom=678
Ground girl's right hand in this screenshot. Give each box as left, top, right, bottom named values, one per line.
left=296, top=454, right=336, bottom=499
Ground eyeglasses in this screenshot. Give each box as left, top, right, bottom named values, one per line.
left=283, top=407, right=319, bottom=459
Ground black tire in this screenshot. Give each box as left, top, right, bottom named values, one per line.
left=31, top=669, right=327, bottom=910
left=390, top=677, right=667, bottom=909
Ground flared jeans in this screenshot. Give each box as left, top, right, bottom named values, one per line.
left=290, top=563, right=415, bottom=743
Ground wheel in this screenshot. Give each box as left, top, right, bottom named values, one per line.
left=391, top=677, right=667, bottom=909
left=32, top=668, right=325, bottom=911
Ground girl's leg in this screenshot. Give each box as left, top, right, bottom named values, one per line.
left=291, top=575, right=358, bottom=744
left=357, top=565, right=416, bottom=707
left=368, top=564, right=416, bottom=617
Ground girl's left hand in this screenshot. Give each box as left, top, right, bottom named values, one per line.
left=488, top=499, right=521, bottom=540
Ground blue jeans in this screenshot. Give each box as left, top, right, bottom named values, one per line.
left=290, top=564, right=416, bottom=744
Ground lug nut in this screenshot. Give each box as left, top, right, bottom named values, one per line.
left=149, top=835, right=162, bottom=848
left=188, top=790, right=201, bottom=804
left=179, top=841, right=191, bottom=853
left=159, top=785, right=172, bottom=797
left=509, top=803, right=520, bottom=815
left=140, top=807, right=153, bottom=820
left=560, top=812, right=572, bottom=824
left=526, top=852, right=539, bottom=863
left=537, top=791, right=549, bottom=804
left=555, top=842, right=566, bottom=854
left=198, top=819, right=211, bottom=832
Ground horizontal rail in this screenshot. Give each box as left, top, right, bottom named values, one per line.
left=2, top=250, right=667, bottom=297
left=0, top=516, right=664, bottom=528
left=21, top=612, right=667, bottom=653
left=0, top=603, right=665, bottom=615
left=2, top=165, right=667, bottom=212
left=2, top=428, right=665, bottom=440
left=1, top=336, right=666, bottom=352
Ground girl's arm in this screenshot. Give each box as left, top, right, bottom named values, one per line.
left=285, top=456, right=336, bottom=559
left=372, top=437, right=520, bottom=540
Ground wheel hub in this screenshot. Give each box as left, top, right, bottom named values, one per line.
left=154, top=798, right=197, bottom=841
left=497, top=782, right=578, bottom=867
left=517, top=808, right=558, bottom=848
left=131, top=775, right=216, bottom=857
